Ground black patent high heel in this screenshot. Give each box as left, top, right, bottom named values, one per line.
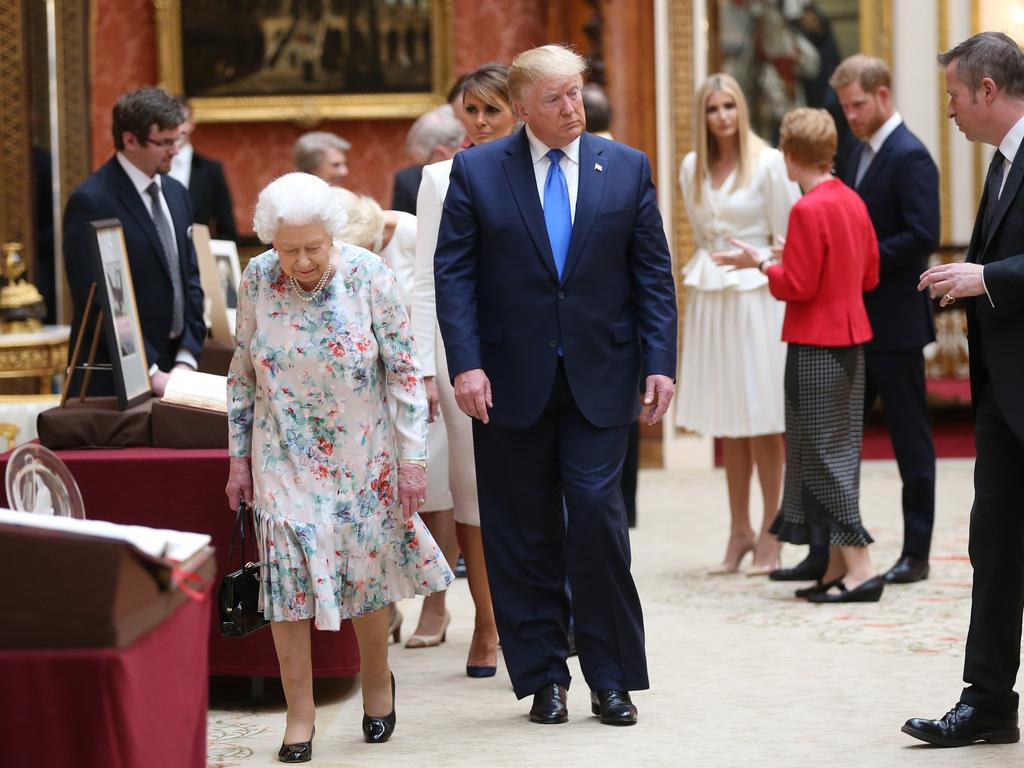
left=362, top=672, right=396, bottom=743
left=277, top=725, right=314, bottom=763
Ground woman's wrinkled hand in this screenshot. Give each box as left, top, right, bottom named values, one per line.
left=225, top=456, right=253, bottom=511
left=397, top=462, right=427, bottom=521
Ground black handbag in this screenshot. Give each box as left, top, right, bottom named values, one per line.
left=218, top=501, right=269, bottom=637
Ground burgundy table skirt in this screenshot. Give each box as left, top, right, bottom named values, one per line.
left=0, top=591, right=210, bottom=768
left=0, top=446, right=359, bottom=678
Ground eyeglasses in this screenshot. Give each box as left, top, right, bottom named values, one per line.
left=141, top=135, right=182, bottom=149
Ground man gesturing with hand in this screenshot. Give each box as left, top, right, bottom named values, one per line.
left=434, top=45, right=677, bottom=728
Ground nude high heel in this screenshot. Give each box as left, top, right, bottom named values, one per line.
left=404, top=610, right=450, bottom=648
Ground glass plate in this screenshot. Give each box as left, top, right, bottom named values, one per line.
left=4, top=444, right=86, bottom=519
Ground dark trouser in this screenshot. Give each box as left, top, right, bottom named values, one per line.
left=472, top=362, right=648, bottom=699
left=864, top=347, right=937, bottom=560
left=621, top=419, right=640, bottom=527
left=961, top=385, right=1024, bottom=716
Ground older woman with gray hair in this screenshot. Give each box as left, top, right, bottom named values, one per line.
left=225, top=172, right=453, bottom=758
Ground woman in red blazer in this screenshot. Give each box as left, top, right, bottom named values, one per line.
left=717, top=107, right=883, bottom=603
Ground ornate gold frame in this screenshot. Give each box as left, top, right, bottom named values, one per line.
left=154, top=0, right=454, bottom=123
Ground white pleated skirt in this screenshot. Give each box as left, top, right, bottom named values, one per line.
left=675, top=285, right=787, bottom=438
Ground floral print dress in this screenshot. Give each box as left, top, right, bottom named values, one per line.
left=228, top=244, right=453, bottom=630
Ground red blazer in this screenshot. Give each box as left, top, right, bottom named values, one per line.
left=766, top=178, right=880, bottom=346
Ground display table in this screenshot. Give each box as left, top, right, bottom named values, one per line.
left=0, top=446, right=360, bottom=677
left=0, top=589, right=210, bottom=768
left=0, top=324, right=70, bottom=394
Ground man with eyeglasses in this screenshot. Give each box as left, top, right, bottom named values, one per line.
left=63, top=86, right=205, bottom=396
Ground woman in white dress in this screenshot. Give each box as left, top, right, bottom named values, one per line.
left=333, top=188, right=457, bottom=645
left=411, top=63, right=517, bottom=676
left=676, top=73, right=800, bottom=575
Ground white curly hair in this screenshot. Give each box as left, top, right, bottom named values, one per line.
left=252, top=172, right=349, bottom=244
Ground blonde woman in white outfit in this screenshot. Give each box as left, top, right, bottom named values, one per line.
left=412, top=63, right=516, bottom=677
left=676, top=73, right=800, bottom=576
left=335, top=188, right=457, bottom=645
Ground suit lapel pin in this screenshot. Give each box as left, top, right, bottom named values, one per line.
left=594, top=162, right=603, bottom=173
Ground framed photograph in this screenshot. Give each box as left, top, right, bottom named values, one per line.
left=192, top=224, right=234, bottom=346
left=155, top=0, right=454, bottom=123
left=89, top=220, right=152, bottom=409
left=708, top=0, right=891, bottom=159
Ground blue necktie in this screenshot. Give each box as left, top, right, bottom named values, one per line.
left=543, top=149, right=571, bottom=279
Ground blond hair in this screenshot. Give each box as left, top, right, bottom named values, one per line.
left=779, top=108, right=837, bottom=170
left=829, top=54, right=891, bottom=93
left=333, top=188, right=385, bottom=252
left=691, top=73, right=765, bottom=205
left=508, top=44, right=587, bottom=102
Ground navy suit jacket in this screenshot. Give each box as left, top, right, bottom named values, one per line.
left=63, top=156, right=206, bottom=377
left=843, top=122, right=939, bottom=350
left=189, top=151, right=237, bottom=240
left=965, top=140, right=1024, bottom=439
left=434, top=130, right=678, bottom=430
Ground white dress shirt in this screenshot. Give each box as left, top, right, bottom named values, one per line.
left=115, top=152, right=197, bottom=372
left=525, top=125, right=580, bottom=223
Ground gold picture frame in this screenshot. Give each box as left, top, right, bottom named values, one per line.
left=155, top=0, right=454, bottom=123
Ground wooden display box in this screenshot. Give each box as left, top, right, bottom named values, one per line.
left=0, top=524, right=214, bottom=649
left=151, top=400, right=227, bottom=449
left=36, top=396, right=154, bottom=449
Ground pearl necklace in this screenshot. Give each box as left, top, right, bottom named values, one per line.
left=289, top=266, right=333, bottom=302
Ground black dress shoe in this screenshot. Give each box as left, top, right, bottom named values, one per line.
left=902, top=702, right=1019, bottom=747
left=883, top=555, right=930, bottom=584
left=278, top=725, right=314, bottom=763
left=529, top=682, right=568, bottom=724
left=794, top=577, right=844, bottom=599
left=590, top=690, right=638, bottom=726
left=769, top=555, right=827, bottom=582
left=806, top=576, right=884, bottom=603
left=362, top=673, right=396, bottom=743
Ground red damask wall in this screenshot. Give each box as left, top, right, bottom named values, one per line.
left=90, top=0, right=547, bottom=236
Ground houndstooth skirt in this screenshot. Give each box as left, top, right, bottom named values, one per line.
left=771, top=343, right=873, bottom=548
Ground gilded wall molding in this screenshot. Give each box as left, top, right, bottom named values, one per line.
left=860, top=0, right=893, bottom=65
left=0, top=0, right=33, bottom=270
left=938, top=0, right=951, bottom=244
left=669, top=0, right=694, bottom=371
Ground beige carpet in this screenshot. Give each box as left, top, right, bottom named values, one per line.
left=207, top=458, right=1023, bottom=767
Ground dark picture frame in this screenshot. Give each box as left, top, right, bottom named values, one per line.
left=156, top=0, right=454, bottom=122
left=90, top=220, right=152, bottom=409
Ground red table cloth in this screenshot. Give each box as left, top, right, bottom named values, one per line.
left=0, top=591, right=209, bottom=768
left=0, top=446, right=359, bottom=677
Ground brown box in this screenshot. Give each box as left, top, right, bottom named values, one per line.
left=0, top=523, right=215, bottom=649
left=36, top=396, right=154, bottom=449
left=198, top=339, right=234, bottom=376
left=151, top=399, right=228, bottom=449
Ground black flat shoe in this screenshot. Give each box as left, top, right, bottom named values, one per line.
left=795, top=577, right=844, bottom=599
left=806, top=576, right=884, bottom=603
left=529, top=682, right=568, bottom=724
left=590, top=690, right=637, bottom=726
left=769, top=555, right=827, bottom=582
left=902, top=703, right=1019, bottom=747
left=362, top=673, right=396, bottom=743
left=277, top=725, right=314, bottom=763
left=883, top=555, right=930, bottom=584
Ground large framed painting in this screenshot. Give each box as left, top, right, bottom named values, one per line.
left=90, top=220, right=152, bottom=409
left=708, top=0, right=891, bottom=169
left=155, top=0, right=454, bottom=123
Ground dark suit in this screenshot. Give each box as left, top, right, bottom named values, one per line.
left=390, top=164, right=423, bottom=214
left=63, top=156, right=205, bottom=391
left=188, top=151, right=237, bottom=240
left=959, top=138, right=1024, bottom=717
left=434, top=129, right=677, bottom=698
left=844, top=122, right=939, bottom=562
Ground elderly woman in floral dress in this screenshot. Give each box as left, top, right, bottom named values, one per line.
left=225, top=172, right=452, bottom=760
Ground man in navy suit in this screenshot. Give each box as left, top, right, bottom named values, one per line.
left=63, top=87, right=205, bottom=396
left=169, top=102, right=238, bottom=240
left=905, top=31, right=1024, bottom=748
left=834, top=55, right=939, bottom=585
left=434, top=45, right=677, bottom=726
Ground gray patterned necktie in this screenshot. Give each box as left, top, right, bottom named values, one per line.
left=146, top=181, right=184, bottom=336
left=854, top=143, right=874, bottom=188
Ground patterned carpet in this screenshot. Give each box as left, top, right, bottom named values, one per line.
left=206, top=457, right=1022, bottom=767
